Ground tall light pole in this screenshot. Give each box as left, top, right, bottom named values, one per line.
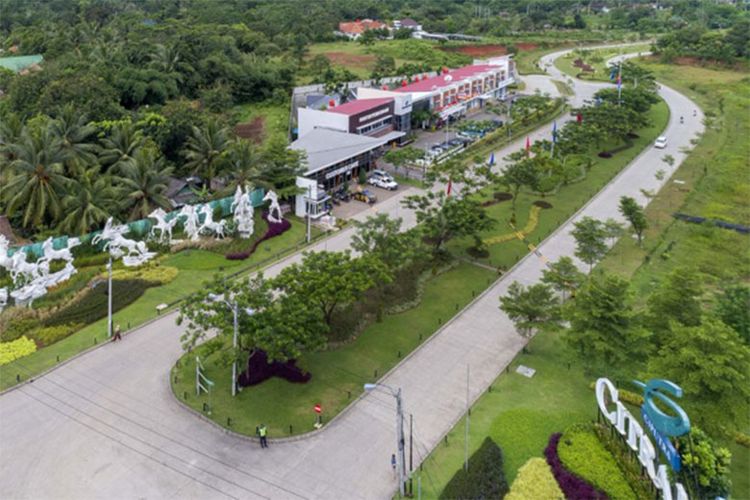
left=365, top=383, right=406, bottom=497
left=306, top=184, right=312, bottom=244
left=208, top=293, right=254, bottom=397
left=107, top=256, right=113, bottom=338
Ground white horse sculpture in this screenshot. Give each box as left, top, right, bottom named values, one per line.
left=263, top=190, right=283, bottom=224
left=40, top=237, right=80, bottom=265
left=8, top=250, right=42, bottom=285
left=179, top=204, right=202, bottom=241
left=10, top=280, right=48, bottom=307
left=0, top=235, right=12, bottom=272
left=0, top=287, right=7, bottom=311
left=199, top=204, right=227, bottom=239
left=93, top=218, right=155, bottom=266
left=148, top=208, right=179, bottom=244
left=232, top=186, right=255, bottom=239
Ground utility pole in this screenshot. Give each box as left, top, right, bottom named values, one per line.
left=107, top=256, right=113, bottom=338
left=231, top=303, right=239, bottom=397
left=465, top=364, right=470, bottom=472
left=409, top=414, right=414, bottom=497
left=306, top=184, right=312, bottom=243
left=397, top=388, right=406, bottom=497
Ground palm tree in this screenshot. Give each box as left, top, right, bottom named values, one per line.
left=49, top=105, right=100, bottom=172
left=222, top=139, right=263, bottom=194
left=182, top=119, right=230, bottom=189
left=58, top=164, right=120, bottom=235
left=99, top=122, right=144, bottom=173
left=1, top=126, right=69, bottom=229
left=119, top=149, right=173, bottom=220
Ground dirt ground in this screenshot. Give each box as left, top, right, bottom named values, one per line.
left=324, top=52, right=376, bottom=70
left=233, top=116, right=265, bottom=144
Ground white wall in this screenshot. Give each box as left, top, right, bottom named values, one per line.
left=298, top=108, right=349, bottom=137
left=295, top=176, right=319, bottom=218
left=356, top=88, right=413, bottom=115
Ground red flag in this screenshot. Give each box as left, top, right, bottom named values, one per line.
left=446, top=180, right=452, bottom=196
left=525, top=136, right=531, bottom=157
left=576, top=113, right=583, bottom=123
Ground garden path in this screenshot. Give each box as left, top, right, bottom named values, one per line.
left=0, top=46, right=703, bottom=500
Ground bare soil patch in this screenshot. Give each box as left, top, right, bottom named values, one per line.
left=324, top=52, right=376, bottom=69
left=234, top=116, right=265, bottom=144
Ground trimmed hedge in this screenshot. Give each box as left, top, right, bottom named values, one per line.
left=32, top=323, right=84, bottom=347
left=506, top=457, right=564, bottom=500
left=557, top=424, right=637, bottom=500
left=43, top=279, right=155, bottom=327
left=544, top=432, right=608, bottom=500
left=440, top=437, right=509, bottom=500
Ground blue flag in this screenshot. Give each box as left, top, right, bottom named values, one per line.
left=489, top=152, right=495, bottom=165
left=552, top=121, right=557, bottom=143
left=609, top=66, right=618, bottom=81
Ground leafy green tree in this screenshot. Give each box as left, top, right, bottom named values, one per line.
left=603, top=218, right=625, bottom=247
left=402, top=191, right=494, bottom=254
left=58, top=164, right=119, bottom=235
left=256, top=136, right=305, bottom=199
left=200, top=83, right=234, bottom=113
left=222, top=139, right=263, bottom=194
left=49, top=105, right=100, bottom=172
left=675, top=427, right=732, bottom=500
left=646, top=318, right=750, bottom=434
left=118, top=148, right=173, bottom=221
left=182, top=118, right=230, bottom=188
left=565, top=272, right=648, bottom=370
left=618, top=196, right=648, bottom=245
left=500, top=281, right=561, bottom=350
left=274, top=251, right=390, bottom=328
left=99, top=122, right=145, bottom=173
left=571, top=217, right=608, bottom=272
left=351, top=213, right=424, bottom=272
left=541, top=256, right=585, bottom=301
left=371, top=55, right=396, bottom=81
left=1, top=127, right=69, bottom=228
left=383, top=146, right=424, bottom=175
left=499, top=153, right=543, bottom=224
left=646, top=268, right=703, bottom=336
left=715, top=284, right=750, bottom=345
left=725, top=18, right=750, bottom=58
left=308, top=54, right=332, bottom=82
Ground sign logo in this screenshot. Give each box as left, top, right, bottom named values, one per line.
left=634, top=379, right=690, bottom=472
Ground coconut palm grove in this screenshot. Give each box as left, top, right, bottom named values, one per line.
left=0, top=0, right=748, bottom=499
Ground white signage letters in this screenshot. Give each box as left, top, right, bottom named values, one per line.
left=595, top=378, right=688, bottom=500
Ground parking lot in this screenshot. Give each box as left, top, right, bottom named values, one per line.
left=330, top=181, right=411, bottom=219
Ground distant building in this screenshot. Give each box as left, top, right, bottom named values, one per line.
left=337, top=19, right=387, bottom=40
left=392, top=18, right=422, bottom=31
left=0, top=54, right=43, bottom=73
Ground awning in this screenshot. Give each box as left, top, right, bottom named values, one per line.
left=439, top=104, right=466, bottom=120
left=375, top=130, right=406, bottom=144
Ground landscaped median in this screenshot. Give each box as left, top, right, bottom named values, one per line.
left=168, top=90, right=668, bottom=439
left=0, top=216, right=321, bottom=392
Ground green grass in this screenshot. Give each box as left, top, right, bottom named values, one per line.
left=417, top=329, right=592, bottom=498
left=554, top=44, right=651, bottom=81
left=231, top=100, right=289, bottom=146
left=0, top=218, right=313, bottom=391
left=448, top=98, right=669, bottom=270
left=598, top=61, right=750, bottom=498
left=172, top=262, right=495, bottom=437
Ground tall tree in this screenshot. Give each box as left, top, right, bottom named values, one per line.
left=716, top=284, right=750, bottom=345
left=99, top=122, right=144, bottom=173
left=118, top=148, right=173, bottom=221
left=646, top=318, right=750, bottom=434
left=402, top=191, right=494, bottom=254
left=182, top=119, right=230, bottom=189
left=571, top=217, right=609, bottom=272
left=500, top=281, right=561, bottom=351
left=223, top=139, right=263, bottom=194
left=49, top=105, right=99, bottom=173
left=646, top=267, right=703, bottom=336
left=499, top=153, right=542, bottom=224
left=256, top=136, right=305, bottom=199
left=274, top=251, right=390, bottom=328
left=618, top=196, right=648, bottom=245
left=58, top=164, right=119, bottom=235
left=541, top=256, right=585, bottom=301
left=1, top=127, right=69, bottom=228
left=351, top=213, right=423, bottom=272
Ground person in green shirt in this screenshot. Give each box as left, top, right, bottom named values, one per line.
left=257, top=424, right=268, bottom=448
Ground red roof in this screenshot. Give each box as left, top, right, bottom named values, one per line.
left=327, top=97, right=393, bottom=116
left=396, top=64, right=497, bottom=93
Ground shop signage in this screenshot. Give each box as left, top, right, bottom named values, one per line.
left=596, top=378, right=688, bottom=500
left=325, top=160, right=358, bottom=180
left=358, top=107, right=390, bottom=123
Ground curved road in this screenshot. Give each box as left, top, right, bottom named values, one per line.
left=0, top=48, right=703, bottom=500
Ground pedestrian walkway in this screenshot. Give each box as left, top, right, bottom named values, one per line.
left=0, top=46, right=703, bottom=500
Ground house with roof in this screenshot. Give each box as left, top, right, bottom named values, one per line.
left=337, top=19, right=387, bottom=40
left=392, top=18, right=422, bottom=31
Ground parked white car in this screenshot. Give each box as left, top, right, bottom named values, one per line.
left=654, top=136, right=668, bottom=149
left=368, top=176, right=399, bottom=190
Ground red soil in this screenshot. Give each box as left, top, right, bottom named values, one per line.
left=234, top=116, right=266, bottom=144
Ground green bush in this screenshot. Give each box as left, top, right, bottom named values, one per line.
left=506, top=457, right=564, bottom=500
left=735, top=432, right=750, bottom=449
left=592, top=424, right=655, bottom=500
left=440, top=437, right=509, bottom=500
left=0, top=336, right=37, bottom=365
left=558, top=423, right=637, bottom=500
left=0, top=318, right=37, bottom=343
left=43, top=279, right=155, bottom=327
left=31, top=323, right=84, bottom=347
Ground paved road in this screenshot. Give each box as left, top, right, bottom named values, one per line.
left=0, top=47, right=703, bottom=500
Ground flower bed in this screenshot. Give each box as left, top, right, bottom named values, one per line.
left=226, top=212, right=292, bottom=260
left=544, top=432, right=608, bottom=500
left=0, top=336, right=37, bottom=366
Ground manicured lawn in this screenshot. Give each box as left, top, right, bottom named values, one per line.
left=599, top=61, right=750, bottom=497
left=447, top=99, right=669, bottom=270
left=554, top=44, right=651, bottom=81
left=416, top=329, right=593, bottom=498
left=172, top=262, right=495, bottom=437
left=0, top=218, right=313, bottom=391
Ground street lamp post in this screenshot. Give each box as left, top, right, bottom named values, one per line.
left=107, top=256, right=113, bottom=338
left=306, top=184, right=312, bottom=244
left=365, top=383, right=406, bottom=497
left=209, top=293, right=254, bottom=397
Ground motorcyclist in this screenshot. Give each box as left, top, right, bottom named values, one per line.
left=680, top=116, right=684, bottom=124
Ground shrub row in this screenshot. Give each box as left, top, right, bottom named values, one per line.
left=226, top=213, right=292, bottom=260
left=32, top=323, right=84, bottom=348
left=587, top=381, right=644, bottom=406
left=544, top=432, right=609, bottom=500
left=557, top=424, right=638, bottom=500
left=506, top=457, right=564, bottom=500
left=440, top=437, right=509, bottom=500
left=108, top=264, right=178, bottom=285
left=0, top=336, right=37, bottom=366
left=592, top=424, right=657, bottom=500
left=43, top=279, right=155, bottom=327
